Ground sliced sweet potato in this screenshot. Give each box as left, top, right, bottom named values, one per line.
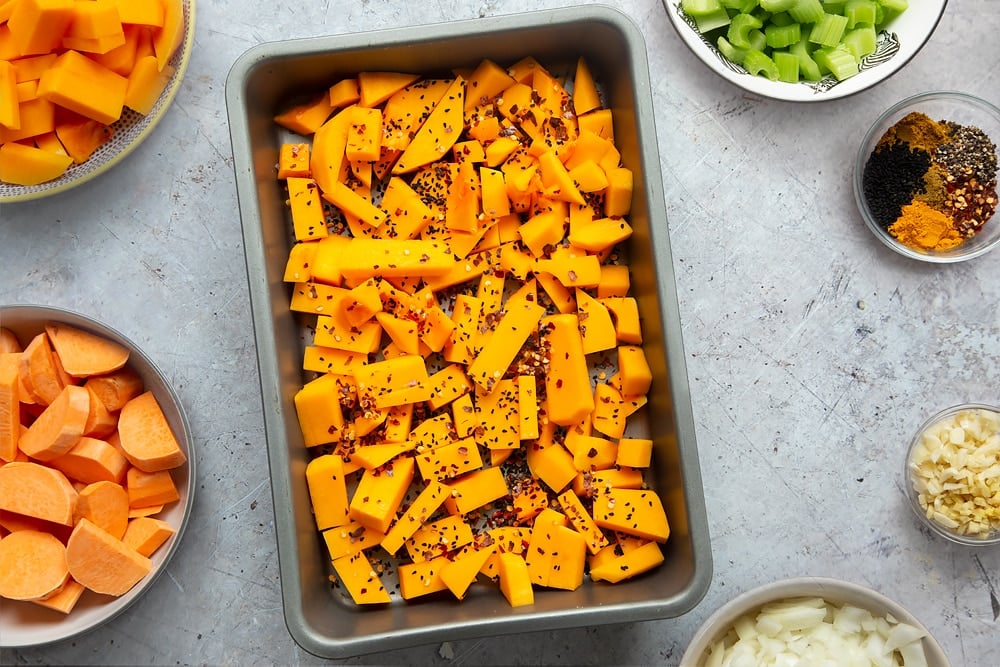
left=121, top=516, right=174, bottom=557
left=31, top=577, right=85, bottom=614
left=66, top=517, right=152, bottom=596
left=83, top=384, right=117, bottom=438
left=0, top=327, right=22, bottom=353
left=0, top=353, right=20, bottom=462
left=126, top=467, right=179, bottom=508
left=84, top=365, right=143, bottom=411
left=45, top=322, right=130, bottom=377
left=18, top=331, right=66, bottom=405
left=75, top=480, right=129, bottom=540
left=18, top=383, right=90, bottom=461
left=0, top=461, right=79, bottom=526
left=0, top=529, right=70, bottom=601
left=117, top=391, right=185, bottom=472
left=49, top=435, right=128, bottom=484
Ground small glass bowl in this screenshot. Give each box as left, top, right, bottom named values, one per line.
left=854, top=91, right=1000, bottom=263
left=905, top=403, right=1000, bottom=546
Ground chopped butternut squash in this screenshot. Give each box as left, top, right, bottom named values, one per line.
left=276, top=55, right=670, bottom=608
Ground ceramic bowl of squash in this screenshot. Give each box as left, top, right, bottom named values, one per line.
left=226, top=4, right=712, bottom=659
left=681, top=577, right=950, bottom=666
left=663, top=0, right=947, bottom=102
left=0, top=304, right=195, bottom=649
left=0, top=0, right=196, bottom=203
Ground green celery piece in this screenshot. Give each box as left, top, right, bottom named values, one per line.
left=822, top=0, right=847, bottom=13
left=842, top=25, right=877, bottom=61
left=813, top=43, right=859, bottom=79
left=693, top=6, right=733, bottom=32
left=722, top=0, right=759, bottom=11
left=742, top=49, right=780, bottom=80
left=769, top=11, right=794, bottom=26
left=760, top=0, right=797, bottom=10
left=717, top=35, right=750, bottom=64
left=876, top=0, right=908, bottom=26
left=681, top=0, right=725, bottom=16
left=788, top=0, right=825, bottom=23
left=765, top=22, right=801, bottom=48
left=790, top=36, right=823, bottom=80
left=773, top=50, right=801, bottom=82
left=727, top=12, right=764, bottom=48
left=748, top=28, right=767, bottom=51
left=845, top=0, right=877, bottom=28
left=809, top=12, right=849, bottom=46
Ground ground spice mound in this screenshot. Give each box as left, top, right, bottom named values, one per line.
left=863, top=111, right=999, bottom=252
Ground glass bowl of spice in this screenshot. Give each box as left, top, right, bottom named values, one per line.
left=855, top=91, right=1000, bottom=262
left=905, top=403, right=1000, bottom=546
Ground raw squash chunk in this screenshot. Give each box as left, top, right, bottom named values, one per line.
left=37, top=49, right=127, bottom=125
left=305, top=454, right=350, bottom=530
left=349, top=456, right=415, bottom=533
left=591, top=487, right=670, bottom=543
left=0, top=140, right=73, bottom=185
left=497, top=552, right=533, bottom=607
left=379, top=480, right=449, bottom=555
left=398, top=556, right=448, bottom=599
left=322, top=520, right=384, bottom=560
left=589, top=540, right=664, bottom=584
left=392, top=76, right=465, bottom=175
left=331, top=550, right=391, bottom=604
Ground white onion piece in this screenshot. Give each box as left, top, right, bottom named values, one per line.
left=701, top=596, right=929, bottom=667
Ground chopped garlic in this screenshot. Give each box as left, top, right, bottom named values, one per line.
left=908, top=408, right=1000, bottom=538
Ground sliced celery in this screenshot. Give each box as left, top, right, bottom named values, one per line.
left=813, top=43, right=859, bottom=80
left=748, top=28, right=768, bottom=51
left=727, top=12, right=764, bottom=48
left=717, top=35, right=750, bottom=64
left=765, top=22, right=801, bottom=48
left=809, top=13, right=849, bottom=47
left=760, top=0, right=797, bottom=10
left=845, top=0, right=877, bottom=28
left=769, top=11, right=794, bottom=26
left=722, top=0, right=760, bottom=11
left=822, top=0, right=847, bottom=12
left=694, top=7, right=733, bottom=32
left=742, top=49, right=780, bottom=80
left=788, top=0, right=825, bottom=24
left=773, top=50, right=801, bottom=82
left=681, top=0, right=726, bottom=16
left=841, top=25, right=877, bottom=61
left=876, top=0, right=908, bottom=26
left=790, top=36, right=823, bottom=81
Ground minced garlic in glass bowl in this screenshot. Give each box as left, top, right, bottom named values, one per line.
left=906, top=404, right=1000, bottom=545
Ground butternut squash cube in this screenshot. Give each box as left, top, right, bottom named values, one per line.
left=293, top=373, right=346, bottom=447
left=0, top=141, right=72, bottom=185
left=322, top=519, right=384, bottom=560
left=331, top=550, right=391, bottom=604
left=37, top=49, right=127, bottom=125
left=443, top=466, right=508, bottom=515
left=124, top=55, right=174, bottom=115
left=398, top=556, right=448, bottom=599
left=349, top=456, right=415, bottom=533
left=497, top=552, right=534, bottom=607
left=8, top=0, right=76, bottom=57
left=305, top=454, right=351, bottom=530
left=589, top=539, right=664, bottom=584
left=591, top=488, right=670, bottom=543
left=379, top=479, right=449, bottom=555
left=441, top=543, right=495, bottom=599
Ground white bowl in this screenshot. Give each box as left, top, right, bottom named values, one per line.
left=0, top=0, right=196, bottom=203
left=681, top=577, right=950, bottom=666
left=663, top=0, right=947, bottom=102
left=0, top=305, right=195, bottom=648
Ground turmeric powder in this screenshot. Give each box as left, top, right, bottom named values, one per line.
left=878, top=112, right=951, bottom=153
left=889, top=200, right=963, bottom=251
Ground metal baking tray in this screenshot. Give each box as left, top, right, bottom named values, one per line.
left=225, top=5, right=711, bottom=658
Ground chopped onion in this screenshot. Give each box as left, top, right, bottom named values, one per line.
left=702, top=596, right=928, bottom=666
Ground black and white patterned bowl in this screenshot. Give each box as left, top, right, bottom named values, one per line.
left=663, top=0, right=947, bottom=102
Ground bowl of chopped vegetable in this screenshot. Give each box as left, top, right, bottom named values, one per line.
left=0, top=0, right=195, bottom=203
left=905, top=404, right=1000, bottom=546
left=0, top=304, right=195, bottom=648
left=663, top=0, right=947, bottom=102
left=681, top=577, right=950, bottom=666
left=854, top=91, right=1000, bottom=262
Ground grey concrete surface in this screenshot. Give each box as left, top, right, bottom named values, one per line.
left=1, top=1, right=998, bottom=665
